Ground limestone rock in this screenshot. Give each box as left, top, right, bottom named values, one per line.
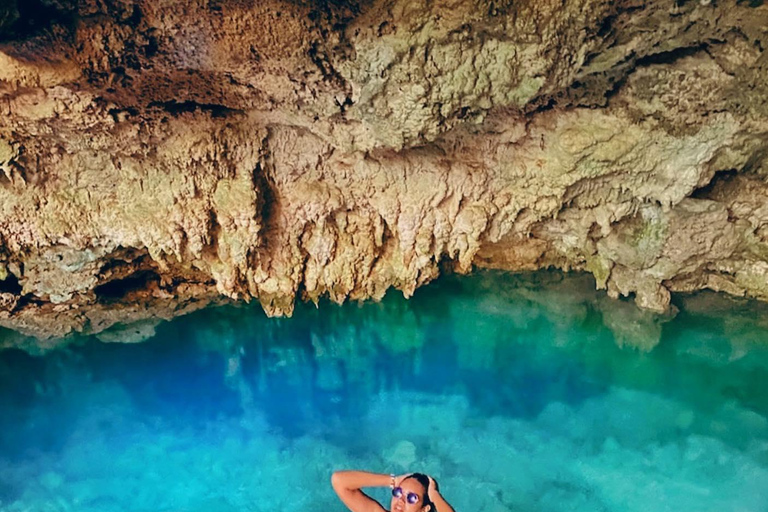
left=0, top=0, right=766, bottom=343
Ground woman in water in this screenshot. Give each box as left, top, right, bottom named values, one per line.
left=331, top=470, right=456, bottom=512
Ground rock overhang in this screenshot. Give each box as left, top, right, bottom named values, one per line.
left=0, top=0, right=767, bottom=344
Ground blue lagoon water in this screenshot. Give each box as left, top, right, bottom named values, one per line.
left=1, top=271, right=767, bottom=512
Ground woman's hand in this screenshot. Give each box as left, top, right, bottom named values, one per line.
left=427, top=475, right=455, bottom=512
left=427, top=475, right=439, bottom=497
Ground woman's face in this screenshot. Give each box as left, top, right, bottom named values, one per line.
left=390, top=477, right=428, bottom=512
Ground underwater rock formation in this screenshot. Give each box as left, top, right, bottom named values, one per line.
left=0, top=0, right=767, bottom=342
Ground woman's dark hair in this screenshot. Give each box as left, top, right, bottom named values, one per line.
left=404, top=473, right=433, bottom=511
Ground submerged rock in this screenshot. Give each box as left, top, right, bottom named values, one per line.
left=384, top=440, right=418, bottom=470
left=0, top=0, right=767, bottom=343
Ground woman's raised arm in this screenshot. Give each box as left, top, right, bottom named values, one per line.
left=331, top=470, right=390, bottom=512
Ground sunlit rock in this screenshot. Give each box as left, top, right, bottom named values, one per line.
left=95, top=318, right=162, bottom=344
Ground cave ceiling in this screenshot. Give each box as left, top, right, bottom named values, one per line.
left=0, top=0, right=767, bottom=345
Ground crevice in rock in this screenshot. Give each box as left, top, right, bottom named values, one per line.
left=635, top=43, right=709, bottom=68
left=0, top=272, right=21, bottom=294
left=107, top=106, right=139, bottom=122
left=558, top=69, right=627, bottom=108
left=0, top=169, right=11, bottom=188
left=305, top=1, right=362, bottom=112
left=0, top=0, right=76, bottom=42
left=147, top=100, right=240, bottom=118
left=601, top=69, right=631, bottom=103
left=251, top=144, right=278, bottom=259
left=595, top=13, right=618, bottom=39
left=202, top=209, right=221, bottom=261
left=97, top=247, right=149, bottom=276
left=524, top=96, right=558, bottom=116
left=743, top=145, right=768, bottom=175
left=93, top=270, right=161, bottom=301
left=691, top=169, right=739, bottom=200
left=576, top=43, right=711, bottom=108
left=308, top=43, right=353, bottom=113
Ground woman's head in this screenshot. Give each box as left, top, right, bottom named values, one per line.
left=390, top=473, right=432, bottom=512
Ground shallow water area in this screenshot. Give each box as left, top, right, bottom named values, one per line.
left=1, top=271, right=768, bottom=512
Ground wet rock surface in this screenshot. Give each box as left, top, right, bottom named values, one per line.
left=0, top=0, right=767, bottom=342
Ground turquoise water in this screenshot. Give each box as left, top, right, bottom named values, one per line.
left=1, top=271, right=768, bottom=512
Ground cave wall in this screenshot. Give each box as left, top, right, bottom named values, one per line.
left=0, top=0, right=767, bottom=342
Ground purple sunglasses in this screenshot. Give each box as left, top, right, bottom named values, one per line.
left=392, top=486, right=421, bottom=505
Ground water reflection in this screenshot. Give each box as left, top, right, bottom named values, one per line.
left=1, top=271, right=767, bottom=511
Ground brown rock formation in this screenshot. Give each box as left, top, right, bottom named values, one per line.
left=1, top=0, right=767, bottom=343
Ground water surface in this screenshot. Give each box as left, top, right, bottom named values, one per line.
left=1, top=271, right=767, bottom=512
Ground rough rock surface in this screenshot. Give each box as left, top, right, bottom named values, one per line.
left=1, top=0, right=767, bottom=343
